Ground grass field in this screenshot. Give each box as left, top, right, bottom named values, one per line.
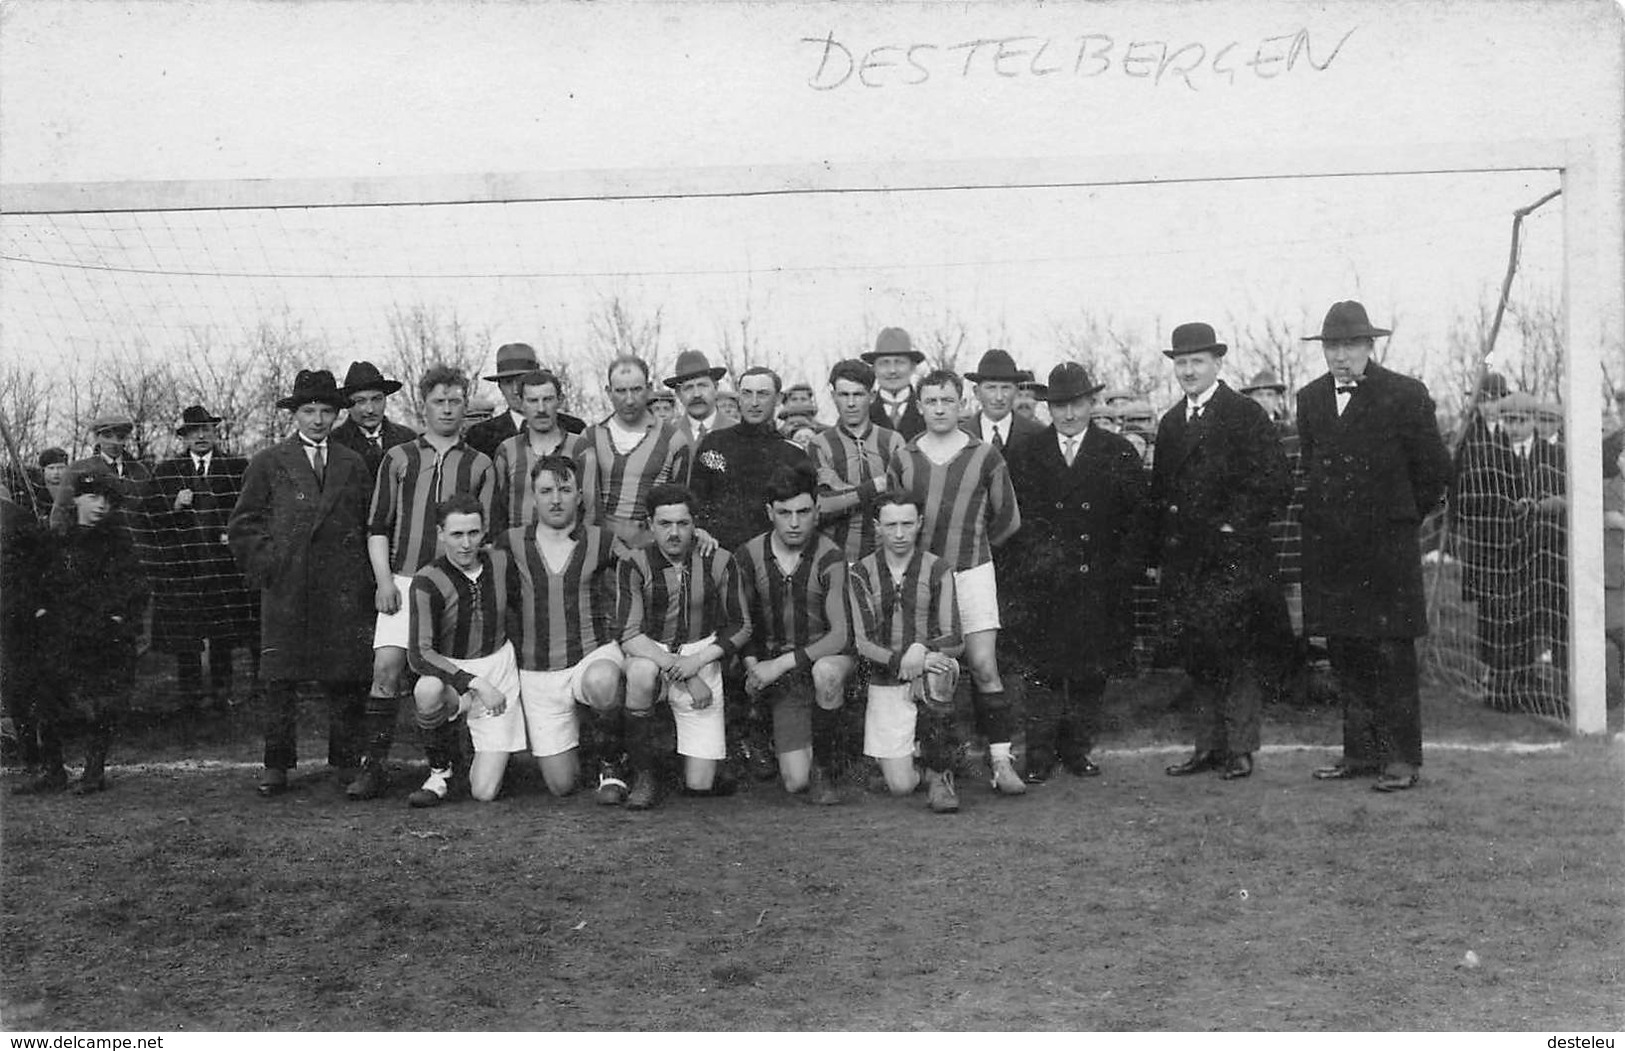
left=2, top=663, right=1621, bottom=1032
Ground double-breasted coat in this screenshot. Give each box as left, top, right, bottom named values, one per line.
left=148, top=452, right=258, bottom=652
left=1141, top=382, right=1292, bottom=661
left=1006, top=424, right=1148, bottom=680
left=1297, top=362, right=1451, bottom=639
left=228, top=437, right=373, bottom=682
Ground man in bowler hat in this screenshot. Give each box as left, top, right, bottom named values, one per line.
left=1144, top=323, right=1291, bottom=782
left=864, top=328, right=927, bottom=440
left=1298, top=301, right=1450, bottom=792
left=1005, top=362, right=1147, bottom=781
left=330, top=361, right=419, bottom=478
left=229, top=369, right=375, bottom=797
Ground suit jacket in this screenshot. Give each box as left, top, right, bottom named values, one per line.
left=1006, top=424, right=1148, bottom=678
left=466, top=408, right=587, bottom=460
left=228, top=436, right=374, bottom=681
left=963, top=412, right=1046, bottom=457
left=1142, top=382, right=1291, bottom=651
left=330, top=416, right=419, bottom=479
left=1297, top=361, right=1450, bottom=638
left=870, top=390, right=925, bottom=441
left=149, top=451, right=257, bottom=647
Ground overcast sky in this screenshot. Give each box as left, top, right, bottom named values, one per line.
left=0, top=0, right=1617, bottom=417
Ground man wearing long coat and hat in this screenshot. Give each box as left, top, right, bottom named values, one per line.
left=1144, top=323, right=1291, bottom=782
left=466, top=342, right=586, bottom=459
left=229, top=369, right=375, bottom=797
left=330, top=361, right=419, bottom=479
left=149, top=404, right=258, bottom=714
left=665, top=350, right=736, bottom=451
left=1005, top=362, right=1147, bottom=781
left=864, top=327, right=927, bottom=440
left=1298, top=301, right=1450, bottom=793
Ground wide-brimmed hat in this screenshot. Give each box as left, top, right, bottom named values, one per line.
left=665, top=350, right=727, bottom=389
left=1302, top=301, right=1392, bottom=342
left=1036, top=362, right=1106, bottom=403
left=1496, top=391, right=1540, bottom=417
left=1240, top=369, right=1286, bottom=394
left=89, top=413, right=135, bottom=436
left=964, top=349, right=1024, bottom=384
left=485, top=343, right=541, bottom=381
left=275, top=369, right=348, bottom=411
left=174, top=404, right=224, bottom=435
left=1163, top=322, right=1228, bottom=360
left=861, top=327, right=925, bottom=365
left=340, top=360, right=403, bottom=397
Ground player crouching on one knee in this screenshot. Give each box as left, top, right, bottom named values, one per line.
left=849, top=491, right=965, bottom=813
left=730, top=462, right=855, bottom=805
left=617, top=483, right=740, bottom=809
left=406, top=493, right=525, bottom=806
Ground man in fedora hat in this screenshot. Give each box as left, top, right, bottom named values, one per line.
left=1298, top=300, right=1450, bottom=792
left=1012, top=370, right=1044, bottom=425
left=864, top=327, right=927, bottom=440
left=1239, top=369, right=1290, bottom=425
left=331, top=361, right=419, bottom=479
left=466, top=342, right=586, bottom=459
left=229, top=369, right=375, bottom=798
left=665, top=350, right=734, bottom=449
left=1006, top=362, right=1146, bottom=782
left=963, top=349, right=1046, bottom=455
left=149, top=405, right=258, bottom=717
left=1144, top=322, right=1291, bottom=783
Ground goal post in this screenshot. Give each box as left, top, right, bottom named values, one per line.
left=1, top=138, right=1615, bottom=733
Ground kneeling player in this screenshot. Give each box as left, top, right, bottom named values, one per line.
left=618, top=483, right=740, bottom=808
left=406, top=494, right=525, bottom=806
left=496, top=455, right=628, bottom=801
left=849, top=492, right=965, bottom=812
left=730, top=462, right=854, bottom=804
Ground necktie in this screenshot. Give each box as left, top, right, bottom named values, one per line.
left=193, top=456, right=205, bottom=480
left=1063, top=437, right=1077, bottom=467
left=307, top=442, right=326, bottom=487
left=889, top=403, right=902, bottom=426
left=695, top=422, right=707, bottom=444
left=992, top=426, right=1004, bottom=451
left=1188, top=403, right=1202, bottom=423
left=370, top=433, right=382, bottom=450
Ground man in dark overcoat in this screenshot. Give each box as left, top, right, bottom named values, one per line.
left=1006, top=363, right=1147, bottom=782
left=1144, top=323, right=1291, bottom=781
left=229, top=369, right=375, bottom=797
left=1298, top=301, right=1451, bottom=792
left=329, top=361, right=419, bottom=479
left=150, top=404, right=259, bottom=713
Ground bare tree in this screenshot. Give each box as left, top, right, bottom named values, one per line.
left=101, top=342, right=180, bottom=466
left=918, top=310, right=971, bottom=375
left=0, top=363, right=59, bottom=466
left=386, top=303, right=490, bottom=427
left=1047, top=309, right=1161, bottom=400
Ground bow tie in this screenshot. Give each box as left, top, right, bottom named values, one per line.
left=1336, top=384, right=1358, bottom=395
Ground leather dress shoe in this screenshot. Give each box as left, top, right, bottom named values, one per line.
left=1221, top=753, right=1253, bottom=780
left=1313, top=762, right=1379, bottom=781
left=1063, top=756, right=1102, bottom=778
left=1372, top=771, right=1420, bottom=793
left=1165, top=750, right=1221, bottom=777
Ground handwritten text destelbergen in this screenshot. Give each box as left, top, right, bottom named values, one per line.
left=801, top=28, right=1358, bottom=91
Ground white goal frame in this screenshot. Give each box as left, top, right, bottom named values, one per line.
left=3, top=138, right=1614, bottom=733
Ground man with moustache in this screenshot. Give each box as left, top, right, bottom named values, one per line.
left=864, top=327, right=927, bottom=440
left=962, top=349, right=1046, bottom=456
left=491, top=369, right=583, bottom=533
left=330, top=361, right=419, bottom=479
left=466, top=342, right=586, bottom=459
left=665, top=350, right=734, bottom=450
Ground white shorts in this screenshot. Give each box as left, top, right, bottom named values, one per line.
left=518, top=641, right=625, bottom=758
left=954, top=561, right=1001, bottom=634
left=373, top=573, right=415, bottom=650
left=665, top=635, right=726, bottom=762
left=863, top=683, right=917, bottom=760
left=436, top=642, right=526, bottom=754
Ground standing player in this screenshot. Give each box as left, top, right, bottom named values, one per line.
left=848, top=491, right=964, bottom=813
left=618, top=483, right=743, bottom=808
left=405, top=494, right=525, bottom=807
left=354, top=365, right=496, bottom=801
left=496, top=455, right=628, bottom=801
left=578, top=356, right=692, bottom=552
left=886, top=369, right=1024, bottom=795
left=491, top=369, right=582, bottom=534
left=809, top=358, right=905, bottom=564
left=729, top=462, right=854, bottom=804
left=689, top=366, right=813, bottom=551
